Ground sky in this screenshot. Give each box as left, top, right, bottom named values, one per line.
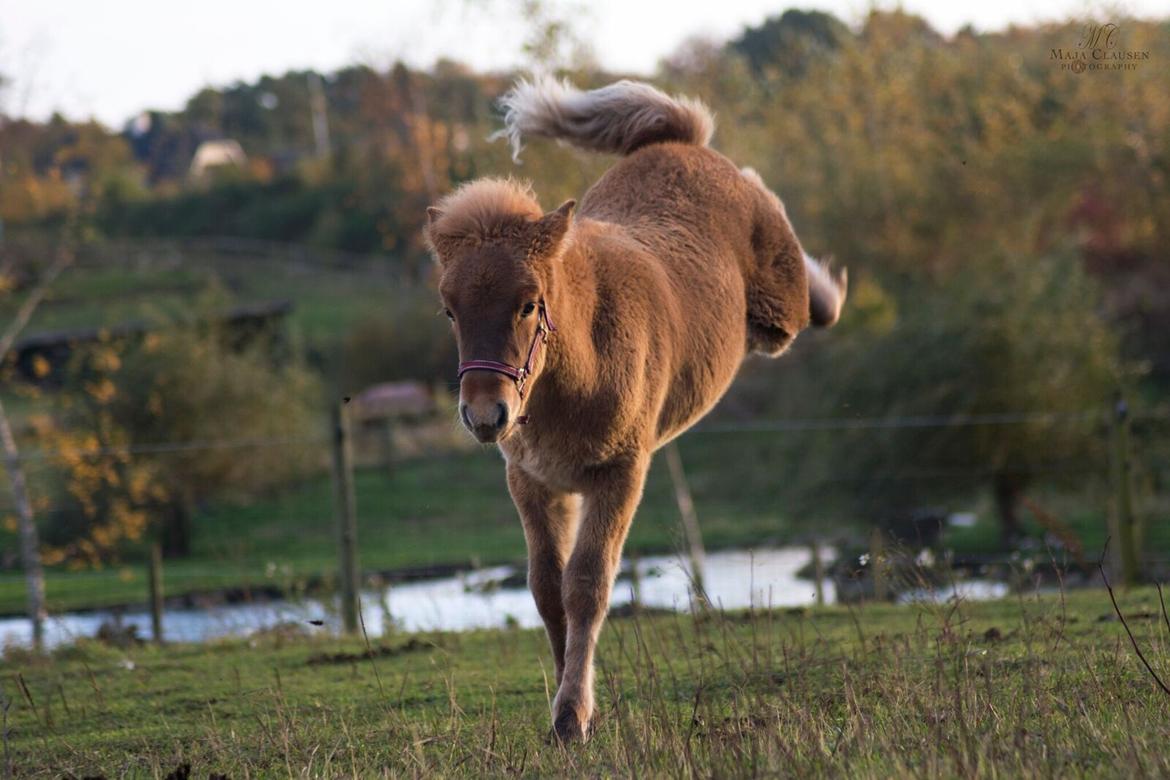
left=1, top=0, right=1165, bottom=128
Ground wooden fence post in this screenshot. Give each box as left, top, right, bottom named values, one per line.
left=1110, top=396, right=1140, bottom=586
left=870, top=527, right=887, bottom=602
left=149, top=542, right=165, bottom=645
left=810, top=539, right=825, bottom=607
left=331, top=400, right=360, bottom=634
left=664, top=441, right=707, bottom=605
left=381, top=418, right=397, bottom=476
left=628, top=551, right=642, bottom=614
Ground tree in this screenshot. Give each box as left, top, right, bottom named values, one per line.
left=824, top=254, right=1127, bottom=542
left=730, top=10, right=850, bottom=77
left=34, top=301, right=322, bottom=560
left=338, top=291, right=458, bottom=390
left=0, top=235, right=73, bottom=649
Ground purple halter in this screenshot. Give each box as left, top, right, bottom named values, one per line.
left=457, top=301, right=557, bottom=410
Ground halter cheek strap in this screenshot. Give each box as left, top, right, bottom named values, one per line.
left=457, top=302, right=557, bottom=423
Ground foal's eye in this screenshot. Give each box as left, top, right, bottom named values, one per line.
left=443, top=308, right=455, bottom=321
left=520, top=302, right=537, bottom=318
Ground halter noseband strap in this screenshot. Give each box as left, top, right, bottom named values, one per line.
left=457, top=302, right=557, bottom=412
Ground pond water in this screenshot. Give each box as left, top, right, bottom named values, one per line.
left=0, top=547, right=1006, bottom=651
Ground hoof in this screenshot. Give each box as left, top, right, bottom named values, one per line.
left=553, top=708, right=586, bottom=743
left=552, top=705, right=595, bottom=744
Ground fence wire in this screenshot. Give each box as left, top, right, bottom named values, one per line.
left=0, top=404, right=1166, bottom=649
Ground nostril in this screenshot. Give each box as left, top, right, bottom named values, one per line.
left=460, top=404, right=471, bottom=429
left=495, top=402, right=508, bottom=430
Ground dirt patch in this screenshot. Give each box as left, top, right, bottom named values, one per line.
left=306, top=637, right=432, bottom=665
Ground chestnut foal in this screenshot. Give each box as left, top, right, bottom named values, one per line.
left=424, top=77, right=846, bottom=742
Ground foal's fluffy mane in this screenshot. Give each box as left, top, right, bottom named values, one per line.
left=427, top=178, right=543, bottom=247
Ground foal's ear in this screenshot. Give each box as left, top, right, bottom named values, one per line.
left=424, top=206, right=456, bottom=262
left=529, top=199, right=576, bottom=260
left=539, top=199, right=576, bottom=236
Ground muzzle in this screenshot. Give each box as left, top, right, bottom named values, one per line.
left=457, top=301, right=556, bottom=424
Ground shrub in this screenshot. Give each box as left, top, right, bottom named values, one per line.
left=338, top=291, right=457, bottom=391
left=33, top=305, right=323, bottom=562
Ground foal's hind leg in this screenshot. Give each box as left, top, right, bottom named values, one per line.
left=506, top=463, right=579, bottom=685
left=554, top=456, right=649, bottom=742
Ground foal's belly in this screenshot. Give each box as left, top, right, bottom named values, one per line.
left=654, top=273, right=748, bottom=444
left=654, top=349, right=743, bottom=446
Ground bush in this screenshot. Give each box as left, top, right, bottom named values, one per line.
left=338, top=291, right=457, bottom=391
left=33, top=305, right=323, bottom=562
left=723, top=252, right=1130, bottom=541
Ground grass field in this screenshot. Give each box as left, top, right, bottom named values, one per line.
left=0, top=445, right=811, bottom=616
left=3, top=587, right=1170, bottom=777
left=0, top=240, right=401, bottom=346
left=4, top=237, right=1166, bottom=619
left=3, top=435, right=1162, bottom=618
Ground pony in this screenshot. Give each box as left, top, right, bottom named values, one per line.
left=424, top=77, right=847, bottom=742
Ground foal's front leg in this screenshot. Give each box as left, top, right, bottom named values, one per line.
left=554, top=456, right=648, bottom=742
left=506, top=463, right=579, bottom=685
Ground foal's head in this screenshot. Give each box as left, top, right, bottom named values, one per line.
left=425, top=179, right=574, bottom=443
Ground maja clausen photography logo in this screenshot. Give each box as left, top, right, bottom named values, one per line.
left=1051, top=22, right=1151, bottom=72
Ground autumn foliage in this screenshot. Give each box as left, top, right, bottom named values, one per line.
left=2, top=10, right=1167, bottom=558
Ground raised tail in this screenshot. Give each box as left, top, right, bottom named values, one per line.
left=495, top=76, right=715, bottom=161
left=804, top=253, right=848, bottom=327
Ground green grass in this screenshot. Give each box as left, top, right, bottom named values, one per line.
left=0, top=245, right=398, bottom=346
left=4, top=588, right=1170, bottom=777
left=0, top=444, right=802, bottom=616
left=4, top=434, right=1166, bottom=617
left=4, top=239, right=1166, bottom=619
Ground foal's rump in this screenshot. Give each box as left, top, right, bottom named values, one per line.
left=496, top=76, right=846, bottom=355
left=739, top=167, right=847, bottom=354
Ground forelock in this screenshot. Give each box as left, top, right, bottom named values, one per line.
left=427, top=178, right=543, bottom=249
